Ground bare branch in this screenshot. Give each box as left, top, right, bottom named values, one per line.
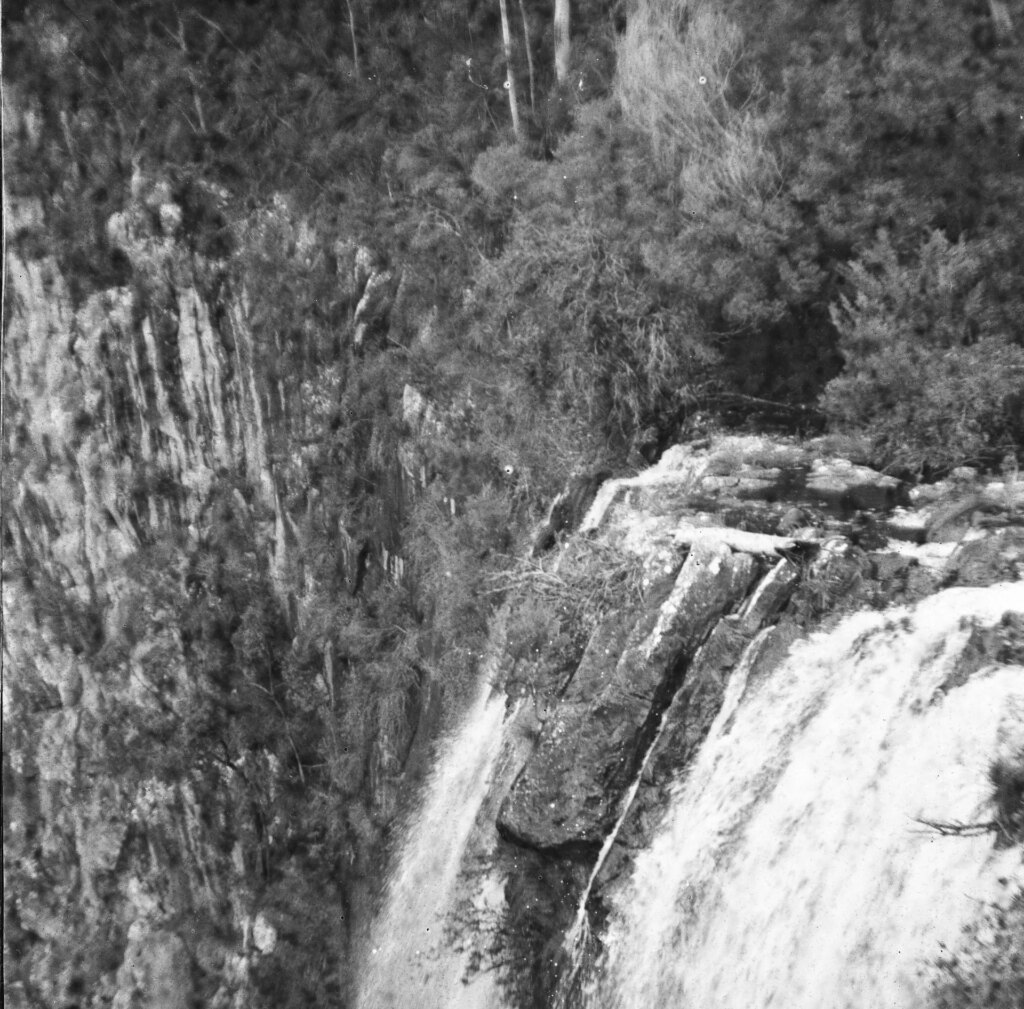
left=913, top=817, right=999, bottom=837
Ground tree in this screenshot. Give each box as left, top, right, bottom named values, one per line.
left=342, top=0, right=360, bottom=78
left=519, top=0, right=537, bottom=114
left=499, top=0, right=524, bottom=143
left=554, top=0, right=570, bottom=84
left=821, top=230, right=1024, bottom=474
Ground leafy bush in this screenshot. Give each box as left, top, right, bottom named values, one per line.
left=822, top=230, right=1024, bottom=475
left=467, top=180, right=716, bottom=453
left=615, top=0, right=778, bottom=210
left=27, top=569, right=105, bottom=657
left=251, top=867, right=346, bottom=1009
left=492, top=538, right=647, bottom=700
left=406, top=483, right=517, bottom=650
left=989, top=747, right=1024, bottom=846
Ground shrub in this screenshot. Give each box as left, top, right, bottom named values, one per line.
left=406, top=483, right=517, bottom=644
left=468, top=204, right=715, bottom=454
left=822, top=230, right=1024, bottom=475
left=490, top=538, right=647, bottom=700
left=615, top=0, right=778, bottom=210
left=251, top=867, right=345, bottom=1009
left=989, top=748, right=1024, bottom=846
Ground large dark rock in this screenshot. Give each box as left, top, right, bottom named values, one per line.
left=929, top=610, right=1024, bottom=703
left=496, top=542, right=758, bottom=851
left=699, top=467, right=806, bottom=502
left=594, top=618, right=803, bottom=894
left=784, top=540, right=871, bottom=626
left=494, top=845, right=591, bottom=1009
left=942, top=529, right=1024, bottom=586
left=611, top=563, right=802, bottom=858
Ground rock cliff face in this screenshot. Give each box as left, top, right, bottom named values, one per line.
left=7, top=182, right=1024, bottom=1009
left=2, top=158, right=420, bottom=1007
left=498, top=540, right=759, bottom=850
left=3, top=189, right=291, bottom=1006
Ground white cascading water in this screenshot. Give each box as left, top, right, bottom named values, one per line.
left=357, top=674, right=511, bottom=1009
left=590, top=582, right=1024, bottom=1009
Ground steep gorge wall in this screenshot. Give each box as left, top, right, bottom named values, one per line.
left=5, top=258, right=242, bottom=1009
left=4, top=177, right=293, bottom=1007
left=2, top=148, right=425, bottom=1007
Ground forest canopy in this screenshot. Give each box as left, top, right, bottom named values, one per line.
left=5, top=0, right=1024, bottom=477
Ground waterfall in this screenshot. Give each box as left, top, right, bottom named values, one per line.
left=590, top=582, right=1024, bottom=1009
left=356, top=674, right=514, bottom=1009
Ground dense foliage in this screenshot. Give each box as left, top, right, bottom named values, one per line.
left=4, top=0, right=1024, bottom=1005
left=6, top=0, right=1024, bottom=467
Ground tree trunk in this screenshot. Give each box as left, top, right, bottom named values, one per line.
left=344, top=0, right=361, bottom=79
left=554, top=0, right=570, bottom=85
left=518, top=0, right=536, bottom=114
left=499, top=0, right=523, bottom=143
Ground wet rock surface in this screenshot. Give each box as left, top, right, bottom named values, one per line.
left=490, top=434, right=1024, bottom=1004
left=497, top=544, right=759, bottom=850
left=942, top=528, right=1024, bottom=587
left=502, top=439, right=1024, bottom=861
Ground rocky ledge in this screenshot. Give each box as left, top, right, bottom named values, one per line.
left=496, top=434, right=1024, bottom=855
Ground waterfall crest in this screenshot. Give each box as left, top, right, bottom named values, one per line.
left=590, top=583, right=1024, bottom=1009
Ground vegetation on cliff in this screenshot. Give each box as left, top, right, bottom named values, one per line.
left=7, top=0, right=1024, bottom=471
left=3, top=0, right=1024, bottom=1006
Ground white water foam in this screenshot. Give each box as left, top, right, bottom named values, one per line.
left=592, top=583, right=1024, bottom=1009
left=357, top=676, right=510, bottom=1009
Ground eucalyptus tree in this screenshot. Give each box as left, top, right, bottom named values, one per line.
left=554, top=0, right=570, bottom=83
left=498, top=0, right=524, bottom=142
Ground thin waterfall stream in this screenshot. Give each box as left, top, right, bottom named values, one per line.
left=356, top=674, right=511, bottom=1009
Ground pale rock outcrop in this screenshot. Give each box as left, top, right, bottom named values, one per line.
left=111, top=929, right=193, bottom=1009
left=805, top=456, right=908, bottom=510
left=354, top=268, right=394, bottom=347
left=3, top=180, right=285, bottom=1007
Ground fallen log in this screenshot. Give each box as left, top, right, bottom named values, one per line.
left=671, top=523, right=819, bottom=557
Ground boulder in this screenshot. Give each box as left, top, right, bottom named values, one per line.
left=884, top=507, right=928, bottom=543
left=699, top=467, right=804, bottom=502
left=805, top=458, right=907, bottom=511
left=497, top=542, right=758, bottom=850
left=942, top=529, right=1024, bottom=587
